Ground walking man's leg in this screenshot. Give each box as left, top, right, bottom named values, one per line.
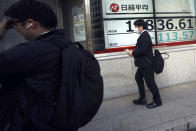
left=142, top=67, right=162, bottom=108
left=133, top=68, right=146, bottom=105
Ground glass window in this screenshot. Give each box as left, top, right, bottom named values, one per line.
left=90, top=0, right=196, bottom=52
left=155, top=0, right=196, bottom=44
left=73, top=5, right=86, bottom=42
left=62, top=0, right=88, bottom=49
left=90, top=0, right=105, bottom=51
left=102, top=0, right=155, bottom=49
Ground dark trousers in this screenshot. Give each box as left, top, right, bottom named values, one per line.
left=135, top=67, right=162, bottom=105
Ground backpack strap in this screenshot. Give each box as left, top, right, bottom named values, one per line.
left=42, top=38, right=84, bottom=50
left=47, top=38, right=68, bottom=50
left=40, top=38, right=81, bottom=130
left=154, top=49, right=169, bottom=60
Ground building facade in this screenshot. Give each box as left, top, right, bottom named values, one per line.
left=0, top=0, right=196, bottom=99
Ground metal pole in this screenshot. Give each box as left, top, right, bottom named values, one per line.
left=56, top=0, right=64, bottom=29
left=84, top=0, right=94, bottom=52
left=152, top=0, right=158, bottom=45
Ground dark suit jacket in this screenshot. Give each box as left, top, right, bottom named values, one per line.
left=132, top=31, right=153, bottom=68
left=0, top=30, right=70, bottom=131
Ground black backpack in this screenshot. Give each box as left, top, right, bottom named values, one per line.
left=153, top=49, right=169, bottom=74
left=48, top=39, right=104, bottom=130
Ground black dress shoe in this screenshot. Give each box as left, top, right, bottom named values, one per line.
left=133, top=98, right=147, bottom=105
left=146, top=102, right=162, bottom=109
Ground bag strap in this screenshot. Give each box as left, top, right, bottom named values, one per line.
left=161, top=53, right=169, bottom=59
left=46, top=38, right=68, bottom=50
left=153, top=46, right=169, bottom=60
left=155, top=49, right=169, bottom=59
left=42, top=38, right=81, bottom=130
left=42, top=38, right=84, bottom=51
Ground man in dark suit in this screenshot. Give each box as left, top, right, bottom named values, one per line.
left=127, top=19, right=162, bottom=109
left=0, top=0, right=76, bottom=131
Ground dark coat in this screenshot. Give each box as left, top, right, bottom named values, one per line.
left=0, top=30, right=70, bottom=131
left=132, top=31, right=154, bottom=68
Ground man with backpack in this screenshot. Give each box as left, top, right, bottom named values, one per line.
left=127, top=19, right=162, bottom=109
left=0, top=0, right=103, bottom=130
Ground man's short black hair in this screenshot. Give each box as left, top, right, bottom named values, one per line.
left=134, top=19, right=147, bottom=29
left=4, top=0, right=57, bottom=29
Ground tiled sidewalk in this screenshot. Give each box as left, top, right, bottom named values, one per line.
left=79, top=81, right=196, bottom=131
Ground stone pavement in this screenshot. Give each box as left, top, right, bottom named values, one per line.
left=79, top=81, right=196, bottom=131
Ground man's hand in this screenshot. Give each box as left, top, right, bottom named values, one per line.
left=0, top=17, right=9, bottom=41
left=129, top=50, right=133, bottom=56
left=125, top=49, right=133, bottom=56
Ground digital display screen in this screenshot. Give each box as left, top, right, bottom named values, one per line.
left=102, top=0, right=196, bottom=49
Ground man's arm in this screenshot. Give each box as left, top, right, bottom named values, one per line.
left=0, top=17, right=9, bottom=41
left=132, top=34, right=149, bottom=57
left=0, top=44, right=37, bottom=77
left=0, top=17, right=36, bottom=77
